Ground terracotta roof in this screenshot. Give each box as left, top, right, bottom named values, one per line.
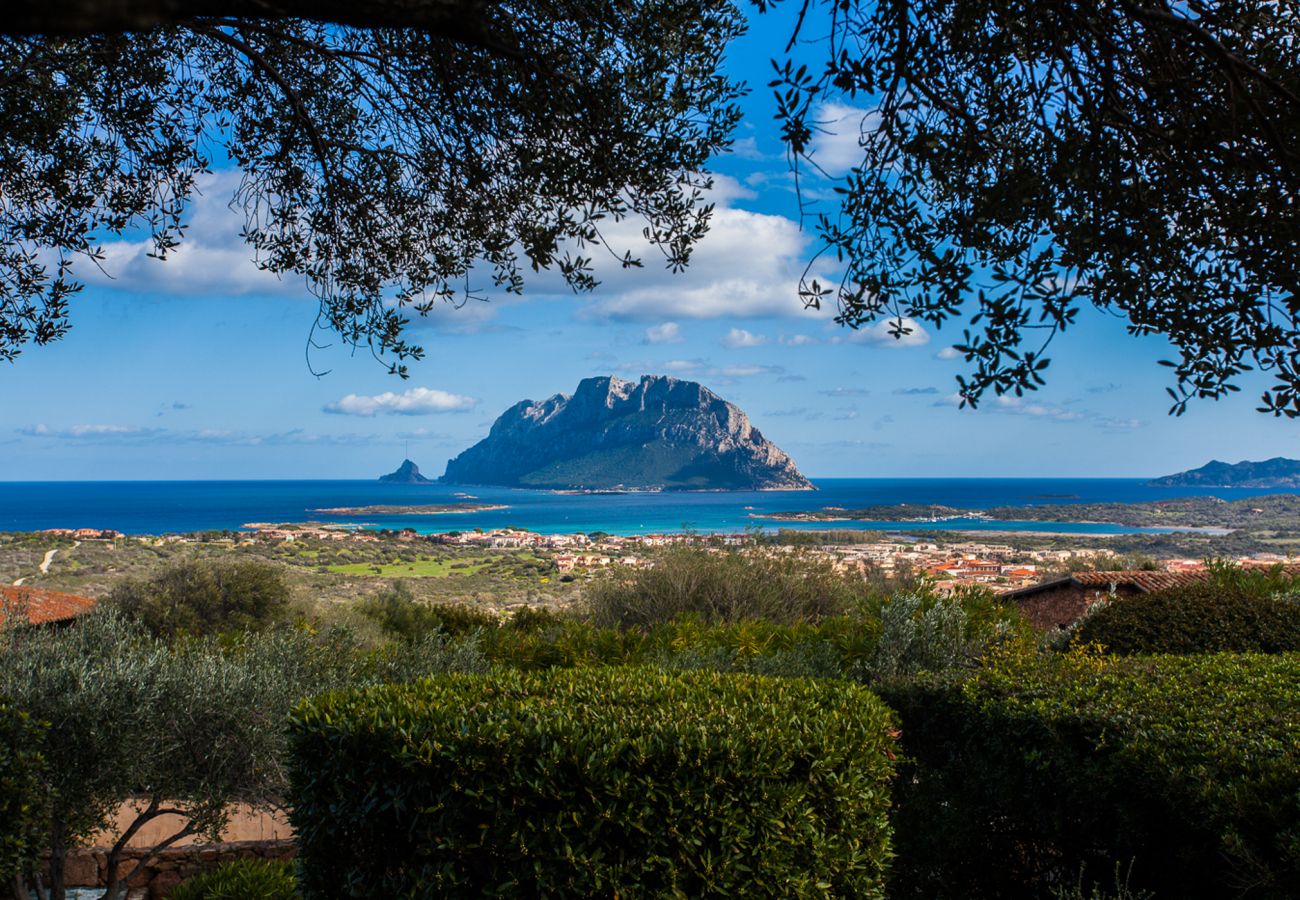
left=1004, top=563, right=1300, bottom=601
left=0, top=586, right=97, bottom=626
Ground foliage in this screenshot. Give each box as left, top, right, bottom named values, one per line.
left=582, top=546, right=869, bottom=628
left=766, top=0, right=1300, bottom=415
left=289, top=668, right=897, bottom=898
left=168, top=859, right=298, bottom=900
left=855, top=591, right=993, bottom=682
left=880, top=646, right=1300, bottom=898
left=107, top=558, right=290, bottom=638
left=0, top=4, right=742, bottom=372
left=0, top=698, right=45, bottom=885
left=1074, top=565, right=1300, bottom=654
left=0, top=614, right=485, bottom=900
left=356, top=581, right=498, bottom=641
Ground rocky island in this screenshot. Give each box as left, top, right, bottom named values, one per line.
left=440, top=375, right=814, bottom=491
left=378, top=459, right=433, bottom=484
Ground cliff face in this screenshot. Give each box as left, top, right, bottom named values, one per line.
left=441, top=375, right=814, bottom=491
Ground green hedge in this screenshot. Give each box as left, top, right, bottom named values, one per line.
left=882, top=648, right=1300, bottom=899
left=0, top=698, right=46, bottom=883
left=289, top=668, right=897, bottom=898
left=1074, top=580, right=1300, bottom=654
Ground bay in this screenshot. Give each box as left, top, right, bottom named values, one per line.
left=0, top=478, right=1294, bottom=536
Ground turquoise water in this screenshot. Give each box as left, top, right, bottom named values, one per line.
left=0, top=478, right=1290, bottom=536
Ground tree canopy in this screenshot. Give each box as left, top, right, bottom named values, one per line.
left=5, top=0, right=1300, bottom=415
left=0, top=0, right=743, bottom=374
left=767, top=0, right=1300, bottom=415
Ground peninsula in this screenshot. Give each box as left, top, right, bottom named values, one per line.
left=440, top=375, right=814, bottom=492
left=309, top=503, right=508, bottom=516
left=1149, top=457, right=1300, bottom=488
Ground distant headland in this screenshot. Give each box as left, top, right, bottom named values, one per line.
left=438, top=375, right=814, bottom=492
left=1150, top=457, right=1300, bottom=488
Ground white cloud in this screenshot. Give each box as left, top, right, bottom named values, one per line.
left=722, top=328, right=768, bottom=348
left=717, top=364, right=783, bottom=378
left=20, top=423, right=158, bottom=438
left=574, top=204, right=828, bottom=322
left=936, top=346, right=964, bottom=360
left=323, top=387, right=478, bottom=417
left=644, top=322, right=684, bottom=344
left=809, top=103, right=879, bottom=177
left=832, top=318, right=931, bottom=348
left=780, top=334, right=818, bottom=346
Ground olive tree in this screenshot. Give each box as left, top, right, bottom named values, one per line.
left=1, top=1, right=743, bottom=373
left=766, top=0, right=1300, bottom=415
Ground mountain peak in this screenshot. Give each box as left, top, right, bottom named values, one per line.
left=440, top=376, right=813, bottom=492
left=379, top=459, right=432, bottom=484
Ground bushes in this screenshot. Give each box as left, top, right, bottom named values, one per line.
left=107, top=558, right=290, bottom=638
left=169, top=859, right=297, bottom=900
left=882, top=648, right=1300, bottom=899
left=290, top=668, right=897, bottom=898
left=356, top=582, right=498, bottom=640
left=0, top=698, right=45, bottom=884
left=583, top=547, right=865, bottom=627
left=1074, top=574, right=1300, bottom=654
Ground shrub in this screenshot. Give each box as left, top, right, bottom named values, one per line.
left=290, top=668, right=897, bottom=898
left=168, top=859, right=297, bottom=900
left=356, top=582, right=498, bottom=640
left=107, top=558, right=290, bottom=638
left=1074, top=574, right=1300, bottom=654
left=0, top=698, right=45, bottom=884
left=881, top=647, right=1300, bottom=899
left=582, top=546, right=864, bottom=627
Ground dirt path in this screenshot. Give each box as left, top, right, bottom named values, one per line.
left=11, top=540, right=79, bottom=586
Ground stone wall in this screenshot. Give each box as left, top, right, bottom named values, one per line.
left=56, top=839, right=295, bottom=900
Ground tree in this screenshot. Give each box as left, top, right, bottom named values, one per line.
left=766, top=0, right=1300, bottom=415
left=0, top=611, right=486, bottom=900
left=1, top=1, right=743, bottom=374
left=106, top=558, right=291, bottom=638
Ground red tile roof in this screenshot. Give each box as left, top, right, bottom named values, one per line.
left=0, top=586, right=97, bottom=626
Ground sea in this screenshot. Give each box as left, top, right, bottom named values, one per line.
left=0, top=478, right=1292, bottom=537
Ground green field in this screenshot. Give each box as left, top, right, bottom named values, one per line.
left=325, top=556, right=492, bottom=577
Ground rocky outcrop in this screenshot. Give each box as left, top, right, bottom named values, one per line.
left=1150, top=457, right=1300, bottom=488
left=441, top=375, right=814, bottom=491
left=379, top=459, right=432, bottom=483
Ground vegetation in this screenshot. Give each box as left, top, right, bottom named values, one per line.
left=290, top=668, right=897, bottom=898
left=0, top=2, right=742, bottom=373
left=107, top=558, right=291, bottom=638
left=168, top=859, right=298, bottom=900
left=771, top=0, right=1300, bottom=416
left=1075, top=565, right=1300, bottom=654
left=0, top=698, right=45, bottom=886
left=584, top=546, right=870, bottom=628
left=881, top=647, right=1300, bottom=899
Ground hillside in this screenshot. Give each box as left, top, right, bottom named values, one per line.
left=1150, top=457, right=1300, bottom=488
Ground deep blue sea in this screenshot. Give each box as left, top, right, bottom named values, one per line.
left=0, top=479, right=1293, bottom=537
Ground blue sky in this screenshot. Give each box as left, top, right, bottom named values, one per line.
left=2, top=9, right=1296, bottom=481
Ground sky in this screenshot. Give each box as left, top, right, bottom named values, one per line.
left=2, top=9, right=1297, bottom=481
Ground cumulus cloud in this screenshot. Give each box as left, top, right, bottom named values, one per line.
left=780, top=334, right=818, bottom=347
left=574, top=202, right=826, bottom=322
left=644, top=322, right=684, bottom=344
left=323, top=387, right=478, bottom=417
left=935, top=346, right=964, bottom=360
left=722, top=328, right=768, bottom=349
